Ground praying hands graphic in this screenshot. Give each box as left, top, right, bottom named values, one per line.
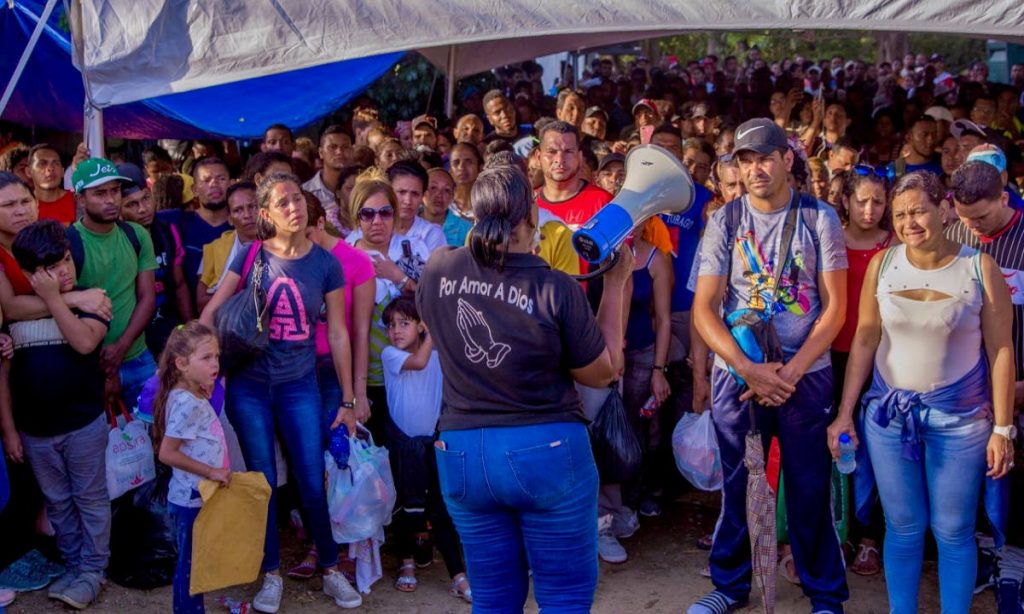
left=456, top=298, right=511, bottom=368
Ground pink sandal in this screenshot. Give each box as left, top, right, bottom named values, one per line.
left=286, top=548, right=318, bottom=580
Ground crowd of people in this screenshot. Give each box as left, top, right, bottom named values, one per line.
left=0, top=44, right=1023, bottom=614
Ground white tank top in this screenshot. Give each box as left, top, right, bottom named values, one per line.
left=875, top=244, right=983, bottom=392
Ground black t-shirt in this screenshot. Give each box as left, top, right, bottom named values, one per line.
left=9, top=307, right=110, bottom=437
left=416, top=248, right=606, bottom=431
left=158, top=209, right=231, bottom=298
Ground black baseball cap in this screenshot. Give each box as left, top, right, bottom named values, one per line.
left=730, top=118, right=788, bottom=157
left=597, top=153, right=625, bottom=173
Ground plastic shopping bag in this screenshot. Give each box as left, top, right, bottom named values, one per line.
left=326, top=427, right=397, bottom=544
left=672, top=412, right=723, bottom=491
left=589, top=388, right=643, bottom=484
left=106, top=401, right=156, bottom=499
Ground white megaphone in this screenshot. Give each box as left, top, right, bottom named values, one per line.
left=573, top=145, right=695, bottom=265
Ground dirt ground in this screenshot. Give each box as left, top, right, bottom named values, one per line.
left=7, top=490, right=996, bottom=613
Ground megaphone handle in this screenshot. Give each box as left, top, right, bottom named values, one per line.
left=572, top=251, right=622, bottom=281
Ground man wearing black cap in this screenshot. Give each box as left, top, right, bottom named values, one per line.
left=691, top=118, right=849, bottom=614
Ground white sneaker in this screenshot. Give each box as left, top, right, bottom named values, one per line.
left=598, top=528, right=628, bottom=564
left=252, top=573, right=284, bottom=613
left=323, top=570, right=362, bottom=609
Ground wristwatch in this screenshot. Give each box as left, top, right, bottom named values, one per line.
left=397, top=275, right=410, bottom=291
left=994, top=424, right=1018, bottom=440
left=340, top=399, right=356, bottom=410
left=652, top=364, right=669, bottom=374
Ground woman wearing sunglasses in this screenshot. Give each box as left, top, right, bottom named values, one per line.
left=830, top=167, right=894, bottom=578
left=346, top=174, right=431, bottom=442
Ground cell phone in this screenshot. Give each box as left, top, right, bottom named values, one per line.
left=401, top=240, right=412, bottom=259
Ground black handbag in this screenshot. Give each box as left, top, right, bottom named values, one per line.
left=589, top=387, right=643, bottom=484
left=213, top=244, right=270, bottom=373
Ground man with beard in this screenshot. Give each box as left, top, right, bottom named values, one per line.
left=158, top=157, right=232, bottom=305
left=197, top=181, right=259, bottom=310
left=119, top=176, right=192, bottom=357
left=303, top=125, right=353, bottom=232
left=69, top=158, right=157, bottom=410
left=535, top=121, right=611, bottom=231
left=690, top=119, right=848, bottom=614
left=454, top=114, right=485, bottom=146
left=28, top=144, right=76, bottom=225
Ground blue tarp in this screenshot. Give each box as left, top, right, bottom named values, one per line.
left=1, top=1, right=401, bottom=139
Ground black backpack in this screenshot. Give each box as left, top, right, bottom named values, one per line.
left=67, top=220, right=142, bottom=274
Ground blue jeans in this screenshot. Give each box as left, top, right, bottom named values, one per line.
left=316, top=357, right=341, bottom=445
left=709, top=366, right=848, bottom=612
left=225, top=372, right=338, bottom=571
left=119, top=350, right=157, bottom=412
left=865, top=406, right=990, bottom=614
left=20, top=414, right=110, bottom=575
left=170, top=503, right=204, bottom=613
left=437, top=421, right=599, bottom=613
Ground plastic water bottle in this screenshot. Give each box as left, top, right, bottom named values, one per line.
left=640, top=395, right=659, bottom=418
left=836, top=433, right=857, bottom=474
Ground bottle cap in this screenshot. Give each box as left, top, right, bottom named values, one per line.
left=839, top=433, right=851, bottom=443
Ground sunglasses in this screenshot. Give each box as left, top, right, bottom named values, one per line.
left=852, top=164, right=895, bottom=182
left=357, top=206, right=395, bottom=223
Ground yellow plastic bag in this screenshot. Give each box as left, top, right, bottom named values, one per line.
left=190, top=471, right=271, bottom=595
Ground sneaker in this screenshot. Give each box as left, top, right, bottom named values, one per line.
left=638, top=499, right=662, bottom=518
left=995, top=578, right=1023, bottom=614
left=323, top=570, right=362, bottom=609
left=613, top=507, right=640, bottom=539
left=687, top=590, right=745, bottom=614
left=47, top=570, right=79, bottom=599
left=976, top=546, right=998, bottom=594
left=52, top=572, right=103, bottom=610
left=598, top=529, right=628, bottom=564
left=253, top=573, right=284, bottom=613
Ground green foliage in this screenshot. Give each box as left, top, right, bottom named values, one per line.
left=660, top=30, right=986, bottom=72
left=357, top=53, right=499, bottom=126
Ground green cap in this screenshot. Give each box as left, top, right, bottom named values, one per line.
left=72, top=157, right=131, bottom=194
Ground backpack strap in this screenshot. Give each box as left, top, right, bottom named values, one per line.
left=66, top=223, right=85, bottom=275
left=879, top=245, right=898, bottom=278
left=798, top=193, right=820, bottom=258
left=115, top=221, right=142, bottom=257
left=723, top=197, right=744, bottom=282
left=893, top=157, right=907, bottom=179
left=234, top=241, right=263, bottom=293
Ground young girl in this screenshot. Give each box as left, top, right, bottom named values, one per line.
left=155, top=322, right=230, bottom=614
left=380, top=297, right=470, bottom=602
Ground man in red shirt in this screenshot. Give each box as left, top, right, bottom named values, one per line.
left=535, top=121, right=612, bottom=231
left=28, top=144, right=77, bottom=225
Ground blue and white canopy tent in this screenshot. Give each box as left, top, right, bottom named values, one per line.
left=0, top=1, right=402, bottom=140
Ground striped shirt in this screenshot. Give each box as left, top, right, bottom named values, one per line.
left=946, top=209, right=1024, bottom=380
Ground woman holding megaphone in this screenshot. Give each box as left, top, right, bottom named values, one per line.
left=416, top=164, right=633, bottom=612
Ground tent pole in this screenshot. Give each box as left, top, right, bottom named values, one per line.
left=445, top=45, right=457, bottom=120
left=0, top=0, right=60, bottom=118
left=84, top=101, right=104, bottom=158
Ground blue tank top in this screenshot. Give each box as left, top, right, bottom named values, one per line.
left=625, top=249, right=657, bottom=352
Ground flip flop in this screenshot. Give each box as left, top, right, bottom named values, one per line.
left=850, top=544, right=882, bottom=576
left=394, top=562, right=417, bottom=593
left=778, top=553, right=801, bottom=585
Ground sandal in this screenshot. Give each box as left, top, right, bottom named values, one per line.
left=850, top=543, right=881, bottom=576
left=394, top=562, right=417, bottom=592
left=287, top=547, right=318, bottom=579
left=778, top=553, right=801, bottom=585
left=450, top=573, right=472, bottom=603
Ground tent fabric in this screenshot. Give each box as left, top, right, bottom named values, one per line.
left=2, top=1, right=401, bottom=138
left=76, top=0, right=1024, bottom=108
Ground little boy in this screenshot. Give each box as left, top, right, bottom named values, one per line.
left=380, top=297, right=470, bottom=600
left=0, top=220, right=111, bottom=609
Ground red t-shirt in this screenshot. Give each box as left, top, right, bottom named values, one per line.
left=0, top=247, right=33, bottom=295
left=535, top=181, right=612, bottom=231
left=833, top=232, right=894, bottom=352
left=38, top=191, right=77, bottom=225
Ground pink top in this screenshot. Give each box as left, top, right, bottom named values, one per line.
left=315, top=240, right=375, bottom=356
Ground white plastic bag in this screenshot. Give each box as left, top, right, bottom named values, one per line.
left=106, top=404, right=156, bottom=499
left=326, top=429, right=396, bottom=543
left=672, top=412, right=723, bottom=491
